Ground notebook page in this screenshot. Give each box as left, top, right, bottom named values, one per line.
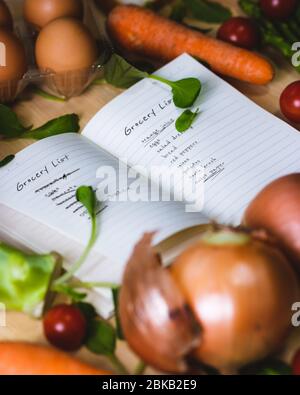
left=0, top=133, right=206, bottom=277
left=83, top=53, right=300, bottom=225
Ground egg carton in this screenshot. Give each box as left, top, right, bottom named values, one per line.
left=0, top=0, right=112, bottom=103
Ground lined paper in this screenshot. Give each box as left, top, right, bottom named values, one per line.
left=0, top=133, right=206, bottom=276
left=84, top=54, right=300, bottom=224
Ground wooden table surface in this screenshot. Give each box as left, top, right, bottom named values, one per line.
left=0, top=0, right=299, bottom=374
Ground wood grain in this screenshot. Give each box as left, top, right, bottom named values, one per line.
left=0, top=0, right=299, bottom=374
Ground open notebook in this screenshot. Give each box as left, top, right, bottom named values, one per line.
left=1, top=54, right=300, bottom=316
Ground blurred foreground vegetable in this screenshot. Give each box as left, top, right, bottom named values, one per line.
left=0, top=187, right=98, bottom=317
left=0, top=188, right=128, bottom=374
left=119, top=233, right=200, bottom=373
left=244, top=174, right=300, bottom=271
left=0, top=342, right=111, bottom=375
left=107, top=5, right=274, bottom=85
left=0, top=243, right=61, bottom=316
left=43, top=304, right=87, bottom=351
left=120, top=228, right=298, bottom=373
left=171, top=228, right=297, bottom=371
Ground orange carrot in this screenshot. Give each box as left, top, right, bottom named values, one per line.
left=107, top=5, right=274, bottom=85
left=0, top=342, right=111, bottom=375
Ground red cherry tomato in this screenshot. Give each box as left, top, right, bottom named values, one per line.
left=217, top=17, right=260, bottom=50
left=43, top=304, right=87, bottom=351
left=259, top=0, right=297, bottom=20
left=280, top=81, right=300, bottom=124
left=292, top=349, right=300, bottom=375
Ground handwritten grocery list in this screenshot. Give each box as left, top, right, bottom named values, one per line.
left=0, top=133, right=205, bottom=273
left=84, top=54, right=300, bottom=225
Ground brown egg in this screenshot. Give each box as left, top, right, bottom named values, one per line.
left=23, top=0, right=83, bottom=30
left=0, top=29, right=27, bottom=102
left=35, top=17, right=98, bottom=73
left=35, top=17, right=98, bottom=97
left=0, top=1, right=13, bottom=30
left=0, top=28, right=27, bottom=82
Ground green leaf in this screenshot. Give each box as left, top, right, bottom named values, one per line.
left=171, top=78, right=202, bottom=108
left=238, top=0, right=263, bottom=19
left=184, top=0, right=232, bottom=23
left=112, top=287, right=124, bottom=340
left=184, top=23, right=213, bottom=34
left=104, top=54, right=148, bottom=89
left=104, top=54, right=202, bottom=108
left=92, top=78, right=106, bottom=85
left=23, top=114, right=80, bottom=140
left=86, top=319, right=116, bottom=356
left=76, top=186, right=96, bottom=219
left=175, top=108, right=200, bottom=132
left=240, top=359, right=292, bottom=375
left=0, top=242, right=59, bottom=316
left=0, top=154, right=15, bottom=168
left=0, top=104, right=80, bottom=140
left=75, top=301, right=97, bottom=323
left=170, top=0, right=187, bottom=22
left=0, top=104, right=31, bottom=138
left=150, top=75, right=202, bottom=108
left=54, top=186, right=98, bottom=286
left=54, top=283, right=87, bottom=302
left=34, top=88, right=67, bottom=102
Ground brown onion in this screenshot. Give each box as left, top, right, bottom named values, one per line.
left=244, top=174, right=300, bottom=271
left=120, top=228, right=298, bottom=373
left=119, top=233, right=201, bottom=373
left=170, top=228, right=298, bottom=371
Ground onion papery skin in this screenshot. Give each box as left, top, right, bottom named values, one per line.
left=244, top=174, right=300, bottom=271
left=119, top=233, right=201, bottom=373
left=170, top=230, right=298, bottom=371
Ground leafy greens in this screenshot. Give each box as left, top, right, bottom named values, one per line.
left=0, top=104, right=80, bottom=140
